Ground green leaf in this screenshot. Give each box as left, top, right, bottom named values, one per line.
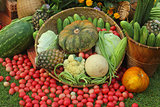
left=74, top=56, right=82, bottom=62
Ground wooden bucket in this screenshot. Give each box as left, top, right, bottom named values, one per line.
left=126, top=34, right=160, bottom=77
left=35, top=7, right=125, bottom=88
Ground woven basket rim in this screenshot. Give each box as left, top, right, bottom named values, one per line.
left=126, top=33, right=160, bottom=49
left=35, top=7, right=125, bottom=87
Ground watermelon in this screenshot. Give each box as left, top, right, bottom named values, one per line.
left=0, top=16, right=34, bottom=57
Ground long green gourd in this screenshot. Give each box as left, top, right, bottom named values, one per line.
left=120, top=21, right=134, bottom=38
left=147, top=33, right=156, bottom=46
left=63, top=18, right=70, bottom=29
left=0, top=16, right=34, bottom=57
left=97, top=18, right=104, bottom=29
left=57, top=18, right=63, bottom=34
left=133, top=22, right=141, bottom=42
left=155, top=33, right=160, bottom=47
left=140, top=26, right=149, bottom=45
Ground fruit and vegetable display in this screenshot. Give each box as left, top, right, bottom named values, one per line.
left=1, top=0, right=160, bottom=106
left=35, top=13, right=127, bottom=86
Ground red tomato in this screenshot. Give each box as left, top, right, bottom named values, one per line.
left=113, top=83, right=120, bottom=90
left=102, top=88, right=109, bottom=94
left=119, top=85, right=125, bottom=92
left=102, top=28, right=107, bottom=31
left=0, top=25, right=2, bottom=30
left=9, top=88, right=15, bottom=95
left=77, top=95, right=83, bottom=101
left=110, top=26, right=116, bottom=31
left=5, top=76, right=11, bottom=81
left=97, top=27, right=102, bottom=32
left=113, top=31, right=120, bottom=37
left=78, top=52, right=85, bottom=58
left=83, top=87, right=89, bottom=93
left=132, top=103, right=139, bottom=107
left=0, top=76, right=4, bottom=82
left=129, top=93, right=134, bottom=99
left=19, top=100, right=26, bottom=106
left=77, top=90, right=84, bottom=95
left=84, top=53, right=90, bottom=59
left=119, top=101, right=125, bottom=107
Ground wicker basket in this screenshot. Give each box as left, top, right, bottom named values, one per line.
left=126, top=34, right=160, bottom=77
left=17, top=0, right=44, bottom=18
left=35, top=7, right=125, bottom=88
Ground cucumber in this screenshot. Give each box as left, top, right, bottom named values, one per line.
left=155, top=33, right=160, bottom=47
left=147, top=33, right=156, bottom=46
left=57, top=18, right=63, bottom=34
left=97, top=18, right=104, bottom=29
left=93, top=18, right=98, bottom=27
left=120, top=21, right=134, bottom=38
left=105, top=22, right=110, bottom=31
left=81, top=15, right=87, bottom=20
left=140, top=26, right=149, bottom=45
left=133, top=22, right=141, bottom=42
left=140, top=26, right=145, bottom=43
left=68, top=16, right=74, bottom=23
left=73, top=14, right=81, bottom=21
left=87, top=17, right=92, bottom=23
left=63, top=18, right=70, bottom=29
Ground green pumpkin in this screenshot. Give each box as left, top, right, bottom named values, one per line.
left=58, top=20, right=98, bottom=53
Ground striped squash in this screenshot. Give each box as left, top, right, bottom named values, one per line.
left=0, top=17, right=34, bottom=57
left=58, top=20, right=98, bottom=53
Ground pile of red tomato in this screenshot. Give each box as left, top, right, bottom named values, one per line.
left=0, top=54, right=139, bottom=107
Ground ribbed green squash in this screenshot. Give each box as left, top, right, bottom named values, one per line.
left=0, top=17, right=34, bottom=57
left=59, top=20, right=98, bottom=53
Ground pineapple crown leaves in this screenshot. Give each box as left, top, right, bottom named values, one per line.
left=37, top=3, right=56, bottom=15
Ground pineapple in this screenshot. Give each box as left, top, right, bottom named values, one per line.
left=145, top=20, right=160, bottom=36
left=36, top=49, right=65, bottom=71
left=32, top=4, right=50, bottom=30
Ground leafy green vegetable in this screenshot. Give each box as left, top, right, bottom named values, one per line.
left=98, top=31, right=116, bottom=85
left=95, top=31, right=121, bottom=57
left=97, top=31, right=127, bottom=85
left=110, top=37, right=127, bottom=68
left=37, top=30, right=59, bottom=53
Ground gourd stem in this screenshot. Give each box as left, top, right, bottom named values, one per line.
left=74, top=28, right=80, bottom=34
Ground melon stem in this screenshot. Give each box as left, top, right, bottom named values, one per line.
left=74, top=28, right=80, bottom=34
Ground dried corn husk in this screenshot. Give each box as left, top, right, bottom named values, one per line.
left=118, top=1, right=130, bottom=20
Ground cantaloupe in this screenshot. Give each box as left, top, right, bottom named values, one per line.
left=85, top=54, right=108, bottom=77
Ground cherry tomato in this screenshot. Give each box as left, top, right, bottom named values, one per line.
left=97, top=27, right=102, bottom=32
left=110, top=26, right=116, bottom=31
